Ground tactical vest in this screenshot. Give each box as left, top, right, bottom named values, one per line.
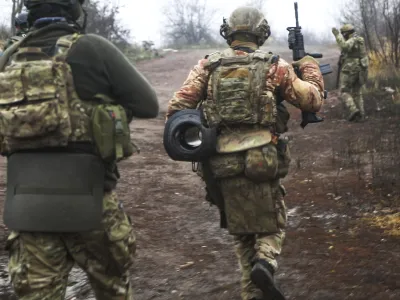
left=0, top=33, right=97, bottom=154
left=201, top=48, right=277, bottom=129
left=344, top=35, right=367, bottom=59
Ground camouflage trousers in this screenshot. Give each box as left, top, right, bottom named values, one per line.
left=221, top=178, right=287, bottom=300
left=339, top=70, right=365, bottom=118
left=6, top=191, right=136, bottom=300
left=234, top=231, right=285, bottom=300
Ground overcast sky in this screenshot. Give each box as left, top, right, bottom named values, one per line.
left=118, top=0, right=346, bottom=46
left=0, top=0, right=347, bottom=46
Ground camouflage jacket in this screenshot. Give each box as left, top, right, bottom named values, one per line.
left=335, top=33, right=368, bottom=71
left=167, top=46, right=324, bottom=119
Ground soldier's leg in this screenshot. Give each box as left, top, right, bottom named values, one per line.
left=254, top=231, right=285, bottom=272
left=339, top=72, right=360, bottom=121
left=353, top=83, right=365, bottom=119
left=6, top=231, right=74, bottom=300
left=251, top=186, right=287, bottom=300
left=65, top=191, right=136, bottom=300
left=234, top=234, right=263, bottom=300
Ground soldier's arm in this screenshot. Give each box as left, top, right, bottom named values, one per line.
left=68, top=34, right=159, bottom=120
left=271, top=58, right=323, bottom=112
left=334, top=34, right=356, bottom=52
left=166, top=59, right=209, bottom=118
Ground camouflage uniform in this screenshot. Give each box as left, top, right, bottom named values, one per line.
left=167, top=7, right=323, bottom=300
left=332, top=24, right=369, bottom=121
left=2, top=1, right=159, bottom=299
left=7, top=193, right=136, bottom=300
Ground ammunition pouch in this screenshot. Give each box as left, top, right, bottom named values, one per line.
left=4, top=152, right=105, bottom=232
left=207, top=140, right=288, bottom=183
left=208, top=153, right=245, bottom=178
left=244, top=144, right=278, bottom=182
left=91, top=102, right=135, bottom=162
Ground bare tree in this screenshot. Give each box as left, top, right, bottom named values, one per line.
left=382, top=0, right=400, bottom=67
left=162, top=0, right=216, bottom=47
left=83, top=1, right=130, bottom=49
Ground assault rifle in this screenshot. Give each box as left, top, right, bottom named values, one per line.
left=287, top=2, right=333, bottom=128
left=336, top=54, right=343, bottom=89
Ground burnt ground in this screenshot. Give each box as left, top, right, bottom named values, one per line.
left=0, top=47, right=399, bottom=300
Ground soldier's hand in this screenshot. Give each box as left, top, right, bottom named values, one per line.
left=332, top=27, right=339, bottom=36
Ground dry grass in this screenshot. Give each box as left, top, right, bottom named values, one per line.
left=363, top=212, right=400, bottom=237
left=367, top=48, right=400, bottom=104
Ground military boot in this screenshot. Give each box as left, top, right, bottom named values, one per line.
left=250, top=259, right=286, bottom=300
left=348, top=110, right=361, bottom=122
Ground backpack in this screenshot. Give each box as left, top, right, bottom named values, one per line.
left=0, top=33, right=97, bottom=154
left=201, top=48, right=277, bottom=128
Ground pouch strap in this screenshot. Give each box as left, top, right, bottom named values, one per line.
left=111, top=107, right=125, bottom=160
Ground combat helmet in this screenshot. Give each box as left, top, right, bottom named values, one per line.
left=14, top=12, right=29, bottom=30
left=220, top=6, right=271, bottom=46
left=340, top=24, right=355, bottom=34
left=23, top=0, right=85, bottom=21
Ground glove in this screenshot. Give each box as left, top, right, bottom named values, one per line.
left=292, top=55, right=319, bottom=68
left=332, top=27, right=339, bottom=36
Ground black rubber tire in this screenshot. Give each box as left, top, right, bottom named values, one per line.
left=163, top=109, right=217, bottom=162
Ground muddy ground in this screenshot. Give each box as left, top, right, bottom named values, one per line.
left=0, top=46, right=398, bottom=300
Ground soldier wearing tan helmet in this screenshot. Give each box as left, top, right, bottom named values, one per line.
left=332, top=23, right=369, bottom=121
left=166, top=6, right=324, bottom=300
left=1, top=0, right=158, bottom=299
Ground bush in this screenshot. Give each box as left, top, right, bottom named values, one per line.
left=123, top=43, right=164, bottom=63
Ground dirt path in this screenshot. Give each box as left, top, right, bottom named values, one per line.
left=0, top=48, right=398, bottom=300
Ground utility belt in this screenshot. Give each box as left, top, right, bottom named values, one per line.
left=203, top=125, right=290, bottom=183
left=209, top=137, right=290, bottom=183
left=4, top=152, right=106, bottom=232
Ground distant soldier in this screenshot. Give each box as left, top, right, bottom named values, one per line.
left=332, top=24, right=369, bottom=122
left=2, top=12, right=29, bottom=51
left=166, top=6, right=324, bottom=300
left=14, top=12, right=29, bottom=36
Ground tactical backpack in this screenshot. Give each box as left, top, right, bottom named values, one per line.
left=0, top=33, right=133, bottom=161
left=0, top=31, right=134, bottom=232
left=201, top=48, right=277, bottom=128
left=199, top=48, right=291, bottom=182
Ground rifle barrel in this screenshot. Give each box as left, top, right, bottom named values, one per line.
left=294, top=2, right=299, bottom=27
